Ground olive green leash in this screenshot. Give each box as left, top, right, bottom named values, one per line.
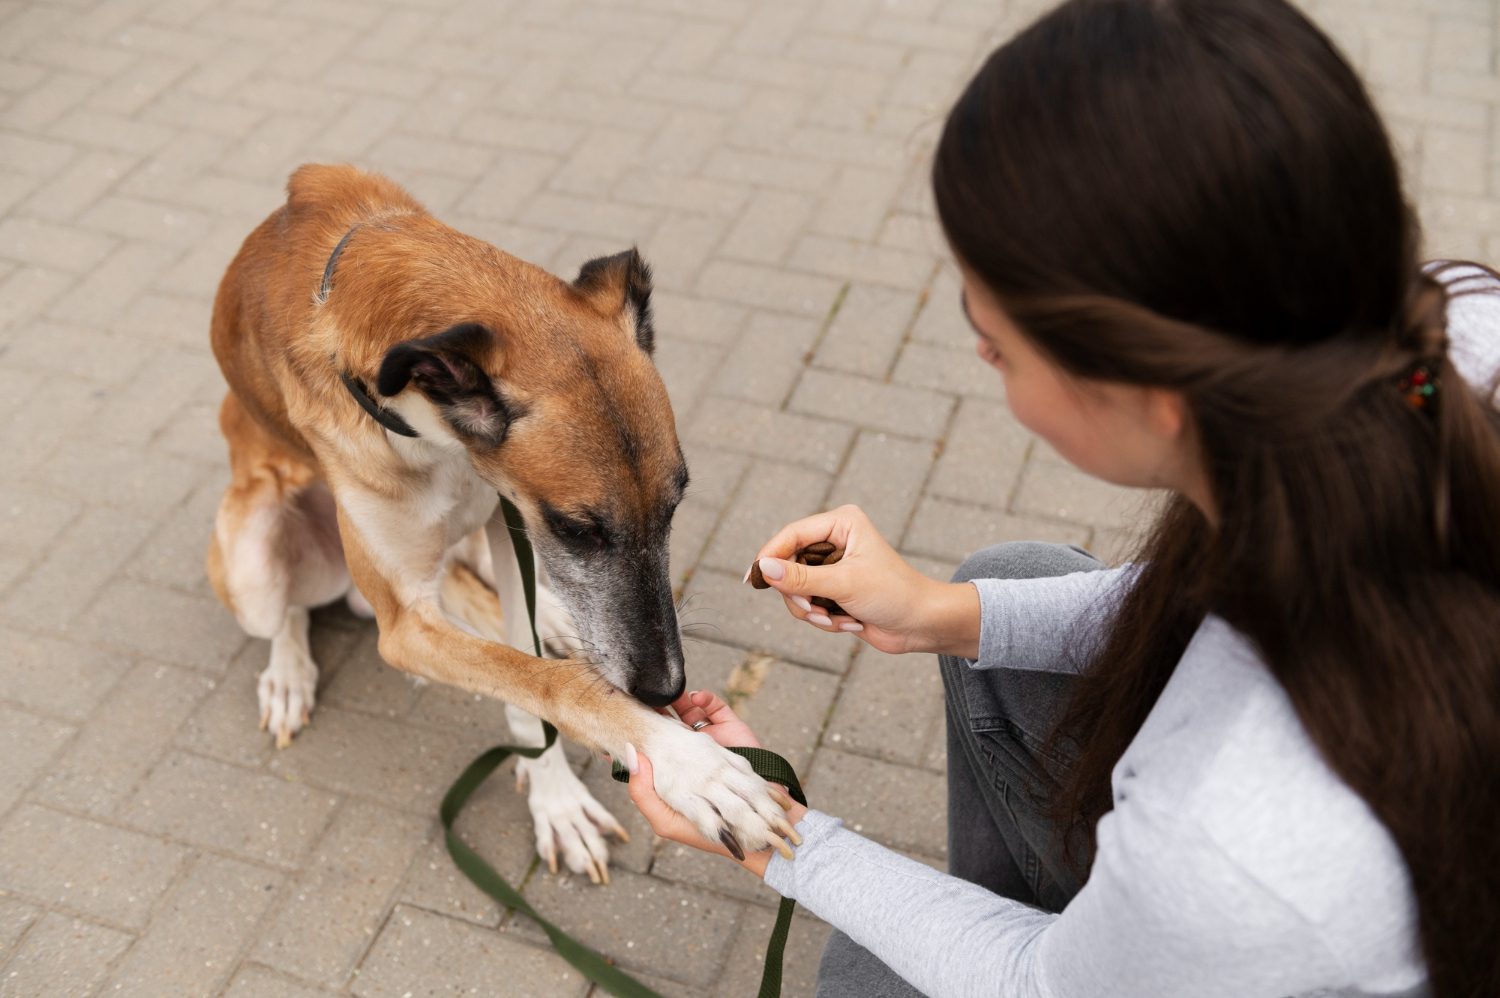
left=442, top=496, right=806, bottom=997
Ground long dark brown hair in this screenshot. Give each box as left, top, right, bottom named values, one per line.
left=932, top=1, right=1500, bottom=995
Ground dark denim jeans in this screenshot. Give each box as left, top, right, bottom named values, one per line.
left=815, top=542, right=1103, bottom=998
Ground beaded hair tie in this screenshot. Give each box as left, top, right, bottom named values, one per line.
left=1397, top=362, right=1440, bottom=411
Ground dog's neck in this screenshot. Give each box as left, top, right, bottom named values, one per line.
left=322, top=221, right=423, bottom=440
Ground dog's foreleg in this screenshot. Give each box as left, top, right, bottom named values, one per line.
left=444, top=534, right=630, bottom=883
left=504, top=703, right=627, bottom=885
left=260, top=607, right=318, bottom=749
left=342, top=511, right=795, bottom=860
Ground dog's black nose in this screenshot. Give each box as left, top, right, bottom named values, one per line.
left=631, top=675, right=685, bottom=709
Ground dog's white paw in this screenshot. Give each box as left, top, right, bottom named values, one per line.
left=641, top=721, right=793, bottom=861
left=257, top=641, right=318, bottom=749
left=518, top=747, right=629, bottom=885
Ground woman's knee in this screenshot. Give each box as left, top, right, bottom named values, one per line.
left=951, top=540, right=1102, bottom=585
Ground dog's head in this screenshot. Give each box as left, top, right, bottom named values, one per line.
left=374, top=248, right=688, bottom=707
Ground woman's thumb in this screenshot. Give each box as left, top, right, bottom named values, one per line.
left=757, top=557, right=838, bottom=599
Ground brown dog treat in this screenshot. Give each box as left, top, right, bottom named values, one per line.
left=746, top=542, right=850, bottom=617
left=810, top=595, right=850, bottom=617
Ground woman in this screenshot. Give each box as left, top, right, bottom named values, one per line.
left=627, top=0, right=1500, bottom=994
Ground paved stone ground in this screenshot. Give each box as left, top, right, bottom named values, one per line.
left=0, top=0, right=1494, bottom=995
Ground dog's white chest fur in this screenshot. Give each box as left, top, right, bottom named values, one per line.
left=339, top=437, right=499, bottom=605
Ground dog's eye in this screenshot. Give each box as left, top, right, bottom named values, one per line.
left=549, top=516, right=610, bottom=551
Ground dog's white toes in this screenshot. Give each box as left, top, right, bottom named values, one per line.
left=256, top=649, right=318, bottom=750
left=519, top=753, right=626, bottom=885
left=644, top=722, right=788, bottom=860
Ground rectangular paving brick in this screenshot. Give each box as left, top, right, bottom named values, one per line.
left=265, top=705, right=487, bottom=814
left=683, top=568, right=856, bottom=673
left=0, top=503, right=160, bottom=634
left=928, top=398, right=1032, bottom=506
left=103, top=853, right=282, bottom=998
left=354, top=904, right=588, bottom=998
left=1, top=613, right=132, bottom=718
left=47, top=240, right=184, bottom=327
left=0, top=703, right=73, bottom=814
left=0, top=480, right=82, bottom=561
left=813, top=282, right=919, bottom=379
left=253, top=801, right=428, bottom=987
left=0, top=896, right=40, bottom=965
left=122, top=751, right=339, bottom=867
left=684, top=396, right=853, bottom=475
left=892, top=340, right=1005, bottom=400
left=223, top=964, right=341, bottom=998
left=696, top=259, right=844, bottom=317
left=652, top=331, right=727, bottom=414
left=908, top=268, right=972, bottom=349
left=788, top=234, right=934, bottom=291
left=1011, top=449, right=1162, bottom=530
left=710, top=310, right=821, bottom=407
left=396, top=765, right=536, bottom=929
left=174, top=640, right=282, bottom=770
left=810, top=165, right=904, bottom=242
left=904, top=495, right=1090, bottom=564
left=718, top=188, right=816, bottom=265
left=789, top=368, right=955, bottom=439
left=34, top=660, right=213, bottom=817
left=17, top=148, right=134, bottom=221
left=0, top=216, right=115, bottom=271
left=651, top=290, right=749, bottom=346
left=702, top=459, right=831, bottom=574
left=0, top=803, right=188, bottom=928
left=75, top=577, right=246, bottom=674
left=804, top=747, right=947, bottom=859
left=826, top=643, right=947, bottom=770
left=511, top=868, right=740, bottom=990
left=0, top=913, right=132, bottom=998
left=35, top=435, right=207, bottom=514
left=718, top=908, right=833, bottom=998
left=830, top=430, right=936, bottom=537
left=681, top=442, right=753, bottom=508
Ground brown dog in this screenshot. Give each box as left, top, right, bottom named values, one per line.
left=206, top=164, right=791, bottom=880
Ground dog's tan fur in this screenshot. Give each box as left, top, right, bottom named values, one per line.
left=205, top=165, right=787, bottom=871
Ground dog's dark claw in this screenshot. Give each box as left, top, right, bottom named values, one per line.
left=719, top=829, right=746, bottom=861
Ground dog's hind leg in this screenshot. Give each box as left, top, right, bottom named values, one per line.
left=208, top=392, right=350, bottom=747
left=441, top=544, right=630, bottom=884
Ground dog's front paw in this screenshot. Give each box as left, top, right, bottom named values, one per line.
left=257, top=643, right=317, bottom=749
left=641, top=722, right=793, bottom=861
left=518, top=747, right=630, bottom=885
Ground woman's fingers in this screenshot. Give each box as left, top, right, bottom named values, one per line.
left=752, top=505, right=864, bottom=564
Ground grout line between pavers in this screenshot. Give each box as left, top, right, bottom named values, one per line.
left=779, top=279, right=849, bottom=412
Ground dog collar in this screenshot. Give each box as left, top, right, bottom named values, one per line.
left=339, top=372, right=420, bottom=438
left=320, top=222, right=423, bottom=440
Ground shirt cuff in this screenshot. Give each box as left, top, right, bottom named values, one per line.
left=763, top=809, right=843, bottom=899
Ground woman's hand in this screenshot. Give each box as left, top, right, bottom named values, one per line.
left=626, top=691, right=805, bottom=878
left=751, top=504, right=981, bottom=658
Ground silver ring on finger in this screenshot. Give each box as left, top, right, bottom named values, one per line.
left=691, top=720, right=710, bottom=731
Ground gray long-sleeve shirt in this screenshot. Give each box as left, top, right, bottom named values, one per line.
left=763, top=267, right=1500, bottom=997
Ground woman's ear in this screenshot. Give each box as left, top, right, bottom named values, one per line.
left=1142, top=386, right=1190, bottom=442
left=377, top=322, right=512, bottom=446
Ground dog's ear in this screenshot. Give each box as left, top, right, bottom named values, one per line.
left=376, top=322, right=511, bottom=446
left=573, top=248, right=654, bottom=354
